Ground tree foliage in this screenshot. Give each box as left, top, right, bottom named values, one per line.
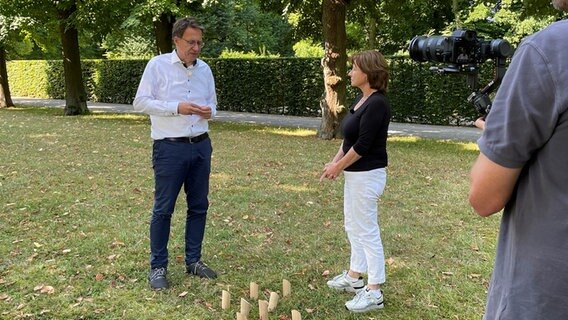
left=4, top=0, right=564, bottom=61
left=2, top=0, right=566, bottom=121
left=193, top=0, right=294, bottom=57
left=104, top=0, right=294, bottom=58
left=456, top=0, right=567, bottom=46
left=0, top=0, right=134, bottom=114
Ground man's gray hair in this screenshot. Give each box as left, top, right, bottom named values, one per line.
left=552, top=0, right=568, bottom=10
left=172, top=17, right=204, bottom=38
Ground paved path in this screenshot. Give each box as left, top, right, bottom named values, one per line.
left=12, top=97, right=482, bottom=142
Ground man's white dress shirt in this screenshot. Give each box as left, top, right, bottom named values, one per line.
left=134, top=50, right=217, bottom=140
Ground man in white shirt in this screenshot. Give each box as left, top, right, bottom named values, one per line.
left=134, top=17, right=218, bottom=290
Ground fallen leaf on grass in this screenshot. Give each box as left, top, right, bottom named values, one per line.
left=62, top=249, right=71, bottom=254
left=95, top=273, right=104, bottom=281
left=178, top=291, right=188, bottom=297
left=468, top=273, right=481, bottom=279
left=0, top=294, right=9, bottom=300
left=40, top=286, right=55, bottom=294
left=204, top=302, right=214, bottom=311
left=110, top=240, right=125, bottom=248
left=321, top=270, right=330, bottom=277
left=386, top=257, right=396, bottom=266
left=194, top=299, right=215, bottom=311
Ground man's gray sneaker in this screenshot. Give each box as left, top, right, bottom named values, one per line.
left=345, top=287, right=384, bottom=313
left=149, top=267, right=168, bottom=290
left=186, top=261, right=217, bottom=279
left=326, top=271, right=365, bottom=293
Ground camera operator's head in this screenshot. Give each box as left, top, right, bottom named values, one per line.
left=350, top=50, right=389, bottom=93
left=553, top=0, right=568, bottom=10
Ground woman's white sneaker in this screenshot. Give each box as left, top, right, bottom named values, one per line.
left=326, top=271, right=365, bottom=293
left=345, top=287, right=384, bottom=313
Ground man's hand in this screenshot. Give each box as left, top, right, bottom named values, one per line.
left=474, top=117, right=486, bottom=130
left=177, top=102, right=212, bottom=119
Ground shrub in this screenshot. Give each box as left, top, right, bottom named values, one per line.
left=7, top=57, right=499, bottom=124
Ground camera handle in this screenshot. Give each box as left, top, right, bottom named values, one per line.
left=466, top=57, right=508, bottom=117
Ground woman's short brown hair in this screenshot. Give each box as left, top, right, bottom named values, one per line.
left=350, top=50, right=389, bottom=93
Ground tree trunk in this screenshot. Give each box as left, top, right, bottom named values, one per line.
left=59, top=2, right=89, bottom=115
left=154, top=13, right=175, bottom=55
left=364, top=1, right=380, bottom=50
left=318, top=0, right=348, bottom=140
left=367, top=15, right=377, bottom=49
left=0, top=46, right=14, bottom=108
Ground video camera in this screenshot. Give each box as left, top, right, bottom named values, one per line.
left=408, top=29, right=513, bottom=116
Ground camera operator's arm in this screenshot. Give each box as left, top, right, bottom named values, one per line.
left=469, top=153, right=522, bottom=217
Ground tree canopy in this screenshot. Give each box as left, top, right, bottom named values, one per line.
left=1, top=0, right=566, bottom=120
left=2, top=0, right=566, bottom=60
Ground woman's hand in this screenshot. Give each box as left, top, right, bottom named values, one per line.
left=320, top=162, right=342, bottom=182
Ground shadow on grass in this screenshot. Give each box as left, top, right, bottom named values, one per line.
left=389, top=135, right=479, bottom=155
left=3, top=106, right=479, bottom=152
left=3, top=106, right=64, bottom=116
left=3, top=106, right=149, bottom=124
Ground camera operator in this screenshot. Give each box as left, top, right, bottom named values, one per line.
left=469, top=1, right=568, bottom=319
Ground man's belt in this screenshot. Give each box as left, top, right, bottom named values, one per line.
left=162, top=132, right=209, bottom=143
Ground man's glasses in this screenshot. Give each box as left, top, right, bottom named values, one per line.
left=179, top=38, right=205, bottom=48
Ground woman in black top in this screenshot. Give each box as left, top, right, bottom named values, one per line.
left=321, top=50, right=391, bottom=313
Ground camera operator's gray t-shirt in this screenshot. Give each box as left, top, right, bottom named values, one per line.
left=478, top=20, right=568, bottom=319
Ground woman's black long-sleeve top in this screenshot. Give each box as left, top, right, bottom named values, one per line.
left=341, top=91, right=391, bottom=172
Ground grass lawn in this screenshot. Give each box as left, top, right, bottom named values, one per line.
left=0, top=107, right=499, bottom=319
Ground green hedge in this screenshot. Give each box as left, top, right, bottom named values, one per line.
left=209, top=58, right=323, bottom=115
left=7, top=57, right=498, bottom=125
left=387, top=58, right=493, bottom=125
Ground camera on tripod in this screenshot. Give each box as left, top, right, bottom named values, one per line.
left=408, top=29, right=514, bottom=117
